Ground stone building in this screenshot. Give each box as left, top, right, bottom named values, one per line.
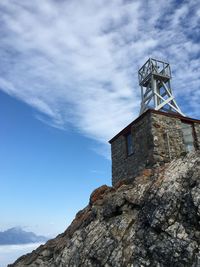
left=109, top=109, right=200, bottom=185
left=109, top=58, right=200, bottom=186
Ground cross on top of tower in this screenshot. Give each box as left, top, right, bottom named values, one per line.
left=138, top=58, right=184, bottom=116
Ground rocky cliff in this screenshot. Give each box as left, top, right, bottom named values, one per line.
left=9, top=151, right=200, bottom=267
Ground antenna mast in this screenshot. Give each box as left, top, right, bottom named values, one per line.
left=138, top=58, right=184, bottom=116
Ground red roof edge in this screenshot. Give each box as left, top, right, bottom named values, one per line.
left=108, top=109, right=200, bottom=144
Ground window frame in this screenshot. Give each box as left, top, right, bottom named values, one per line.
left=181, top=120, right=198, bottom=152
left=125, top=131, right=134, bottom=157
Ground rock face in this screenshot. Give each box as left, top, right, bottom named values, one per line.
left=9, top=152, right=200, bottom=267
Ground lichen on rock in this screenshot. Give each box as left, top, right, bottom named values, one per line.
left=9, top=151, right=200, bottom=267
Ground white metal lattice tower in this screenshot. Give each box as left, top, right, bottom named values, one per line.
left=138, top=58, right=185, bottom=116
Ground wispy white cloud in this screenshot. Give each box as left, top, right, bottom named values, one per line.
left=0, top=0, right=199, bottom=156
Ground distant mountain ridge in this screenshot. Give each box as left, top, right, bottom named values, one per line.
left=0, top=227, right=47, bottom=245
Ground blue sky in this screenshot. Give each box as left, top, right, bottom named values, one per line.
left=0, top=0, right=200, bottom=236
left=0, top=90, right=110, bottom=236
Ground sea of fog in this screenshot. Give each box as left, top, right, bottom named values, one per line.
left=0, top=243, right=43, bottom=267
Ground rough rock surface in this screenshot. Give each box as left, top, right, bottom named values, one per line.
left=9, top=152, right=200, bottom=267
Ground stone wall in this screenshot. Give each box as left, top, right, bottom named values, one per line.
left=194, top=123, right=200, bottom=149
left=111, top=110, right=200, bottom=186
left=111, top=112, right=153, bottom=185
left=151, top=113, right=186, bottom=164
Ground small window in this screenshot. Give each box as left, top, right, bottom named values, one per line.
left=126, top=132, right=134, bottom=156
left=181, top=122, right=195, bottom=152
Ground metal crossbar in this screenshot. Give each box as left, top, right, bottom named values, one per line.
left=139, top=58, right=184, bottom=116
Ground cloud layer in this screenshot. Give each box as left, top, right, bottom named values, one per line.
left=0, top=243, right=43, bottom=267
left=0, top=0, right=200, bottom=150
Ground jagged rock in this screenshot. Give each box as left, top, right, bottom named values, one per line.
left=9, top=152, right=200, bottom=267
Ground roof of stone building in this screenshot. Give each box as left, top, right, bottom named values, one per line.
left=109, top=109, right=200, bottom=143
